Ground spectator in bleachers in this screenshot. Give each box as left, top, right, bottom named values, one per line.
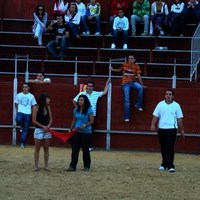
left=165, top=0, right=184, bottom=35
left=110, top=55, right=144, bottom=122
left=109, top=0, right=129, bottom=35
left=15, top=83, right=37, bottom=148
left=81, top=0, right=101, bottom=35
left=130, top=0, right=150, bottom=36
left=179, top=0, right=200, bottom=36
left=64, top=2, right=81, bottom=39
left=111, top=9, right=129, bottom=49
left=29, top=72, right=51, bottom=84
left=47, top=14, right=69, bottom=59
left=75, top=0, right=88, bottom=34
left=32, top=4, right=48, bottom=46
left=149, top=0, right=169, bottom=36
left=53, top=0, right=69, bottom=17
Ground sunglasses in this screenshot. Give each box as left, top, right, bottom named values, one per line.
left=166, top=93, right=172, bottom=95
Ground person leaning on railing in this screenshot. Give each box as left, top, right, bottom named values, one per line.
left=29, top=72, right=51, bottom=84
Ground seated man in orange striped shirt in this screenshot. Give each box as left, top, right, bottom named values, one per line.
left=110, top=55, right=145, bottom=122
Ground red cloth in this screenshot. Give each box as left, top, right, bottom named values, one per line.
left=49, top=128, right=78, bottom=142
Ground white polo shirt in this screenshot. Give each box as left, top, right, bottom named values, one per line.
left=73, top=91, right=103, bottom=116
left=153, top=100, right=183, bottom=129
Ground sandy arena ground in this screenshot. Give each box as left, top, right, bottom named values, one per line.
left=0, top=145, right=200, bottom=200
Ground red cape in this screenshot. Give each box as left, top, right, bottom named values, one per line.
left=48, top=128, right=78, bottom=142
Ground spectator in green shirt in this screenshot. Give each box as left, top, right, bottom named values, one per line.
left=130, top=0, right=150, bottom=36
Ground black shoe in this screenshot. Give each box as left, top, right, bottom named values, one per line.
left=65, top=166, right=76, bottom=171
left=83, top=167, right=90, bottom=171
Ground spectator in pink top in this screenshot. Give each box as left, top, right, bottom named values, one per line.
left=53, top=0, right=69, bottom=18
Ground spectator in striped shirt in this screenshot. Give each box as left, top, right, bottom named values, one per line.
left=73, top=78, right=110, bottom=150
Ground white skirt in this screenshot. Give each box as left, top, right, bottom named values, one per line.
left=34, top=128, right=52, bottom=140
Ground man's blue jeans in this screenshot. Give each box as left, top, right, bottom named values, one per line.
left=16, top=112, right=31, bottom=145
left=122, top=82, right=143, bottom=120
left=47, top=36, right=69, bottom=58
left=82, top=15, right=101, bottom=33
left=112, top=29, right=128, bottom=45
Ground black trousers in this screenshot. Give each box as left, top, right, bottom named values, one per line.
left=158, top=128, right=177, bottom=169
left=69, top=132, right=91, bottom=169
left=89, top=117, right=96, bottom=148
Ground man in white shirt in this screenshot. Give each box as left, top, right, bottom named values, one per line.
left=15, top=82, right=37, bottom=148
left=151, top=89, right=184, bottom=172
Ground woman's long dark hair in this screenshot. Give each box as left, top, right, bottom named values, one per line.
left=77, top=95, right=91, bottom=115
left=37, top=93, right=50, bottom=115
left=35, top=4, right=45, bottom=17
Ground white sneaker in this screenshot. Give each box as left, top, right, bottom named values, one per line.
left=82, top=31, right=86, bottom=35
left=123, top=44, right=127, bottom=49
left=20, top=144, right=25, bottom=149
left=159, top=165, right=165, bottom=171
left=111, top=43, right=116, bottom=49
left=160, top=30, right=164, bottom=36
left=95, top=32, right=100, bottom=35
left=135, top=104, right=143, bottom=111
left=169, top=168, right=175, bottom=172
left=124, top=119, right=130, bottom=122
left=86, top=31, right=90, bottom=35
left=89, top=147, right=93, bottom=152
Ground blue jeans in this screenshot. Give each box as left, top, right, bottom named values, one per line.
left=81, top=15, right=90, bottom=32
left=16, top=112, right=32, bottom=145
left=122, top=82, right=143, bottom=120
left=109, top=16, right=115, bottom=34
left=112, top=29, right=128, bottom=45
left=47, top=36, right=69, bottom=58
left=82, top=15, right=101, bottom=33
left=67, top=22, right=79, bottom=38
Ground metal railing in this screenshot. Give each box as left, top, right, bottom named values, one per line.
left=1, top=55, right=200, bottom=149
left=190, top=22, right=200, bottom=81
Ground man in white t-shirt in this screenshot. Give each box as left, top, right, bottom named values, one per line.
left=151, top=89, right=184, bottom=173
left=73, top=78, right=110, bottom=150
left=15, top=82, right=37, bottom=148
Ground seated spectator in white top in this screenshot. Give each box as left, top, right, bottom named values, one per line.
left=109, top=0, right=129, bottom=35
left=165, top=0, right=184, bottom=35
left=75, top=0, right=88, bottom=34
left=111, top=9, right=129, bottom=50
left=29, top=72, right=51, bottom=84
left=64, top=2, right=81, bottom=38
left=32, top=4, right=48, bottom=46
left=150, top=0, right=169, bottom=36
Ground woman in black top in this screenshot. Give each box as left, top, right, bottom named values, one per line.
left=32, top=94, right=53, bottom=171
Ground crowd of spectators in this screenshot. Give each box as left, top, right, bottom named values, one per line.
left=32, top=0, right=200, bottom=53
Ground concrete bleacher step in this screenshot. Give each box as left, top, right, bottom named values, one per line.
left=0, top=31, right=105, bottom=48
left=150, top=49, right=191, bottom=64
left=0, top=31, right=192, bottom=50
left=0, top=44, right=100, bottom=60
